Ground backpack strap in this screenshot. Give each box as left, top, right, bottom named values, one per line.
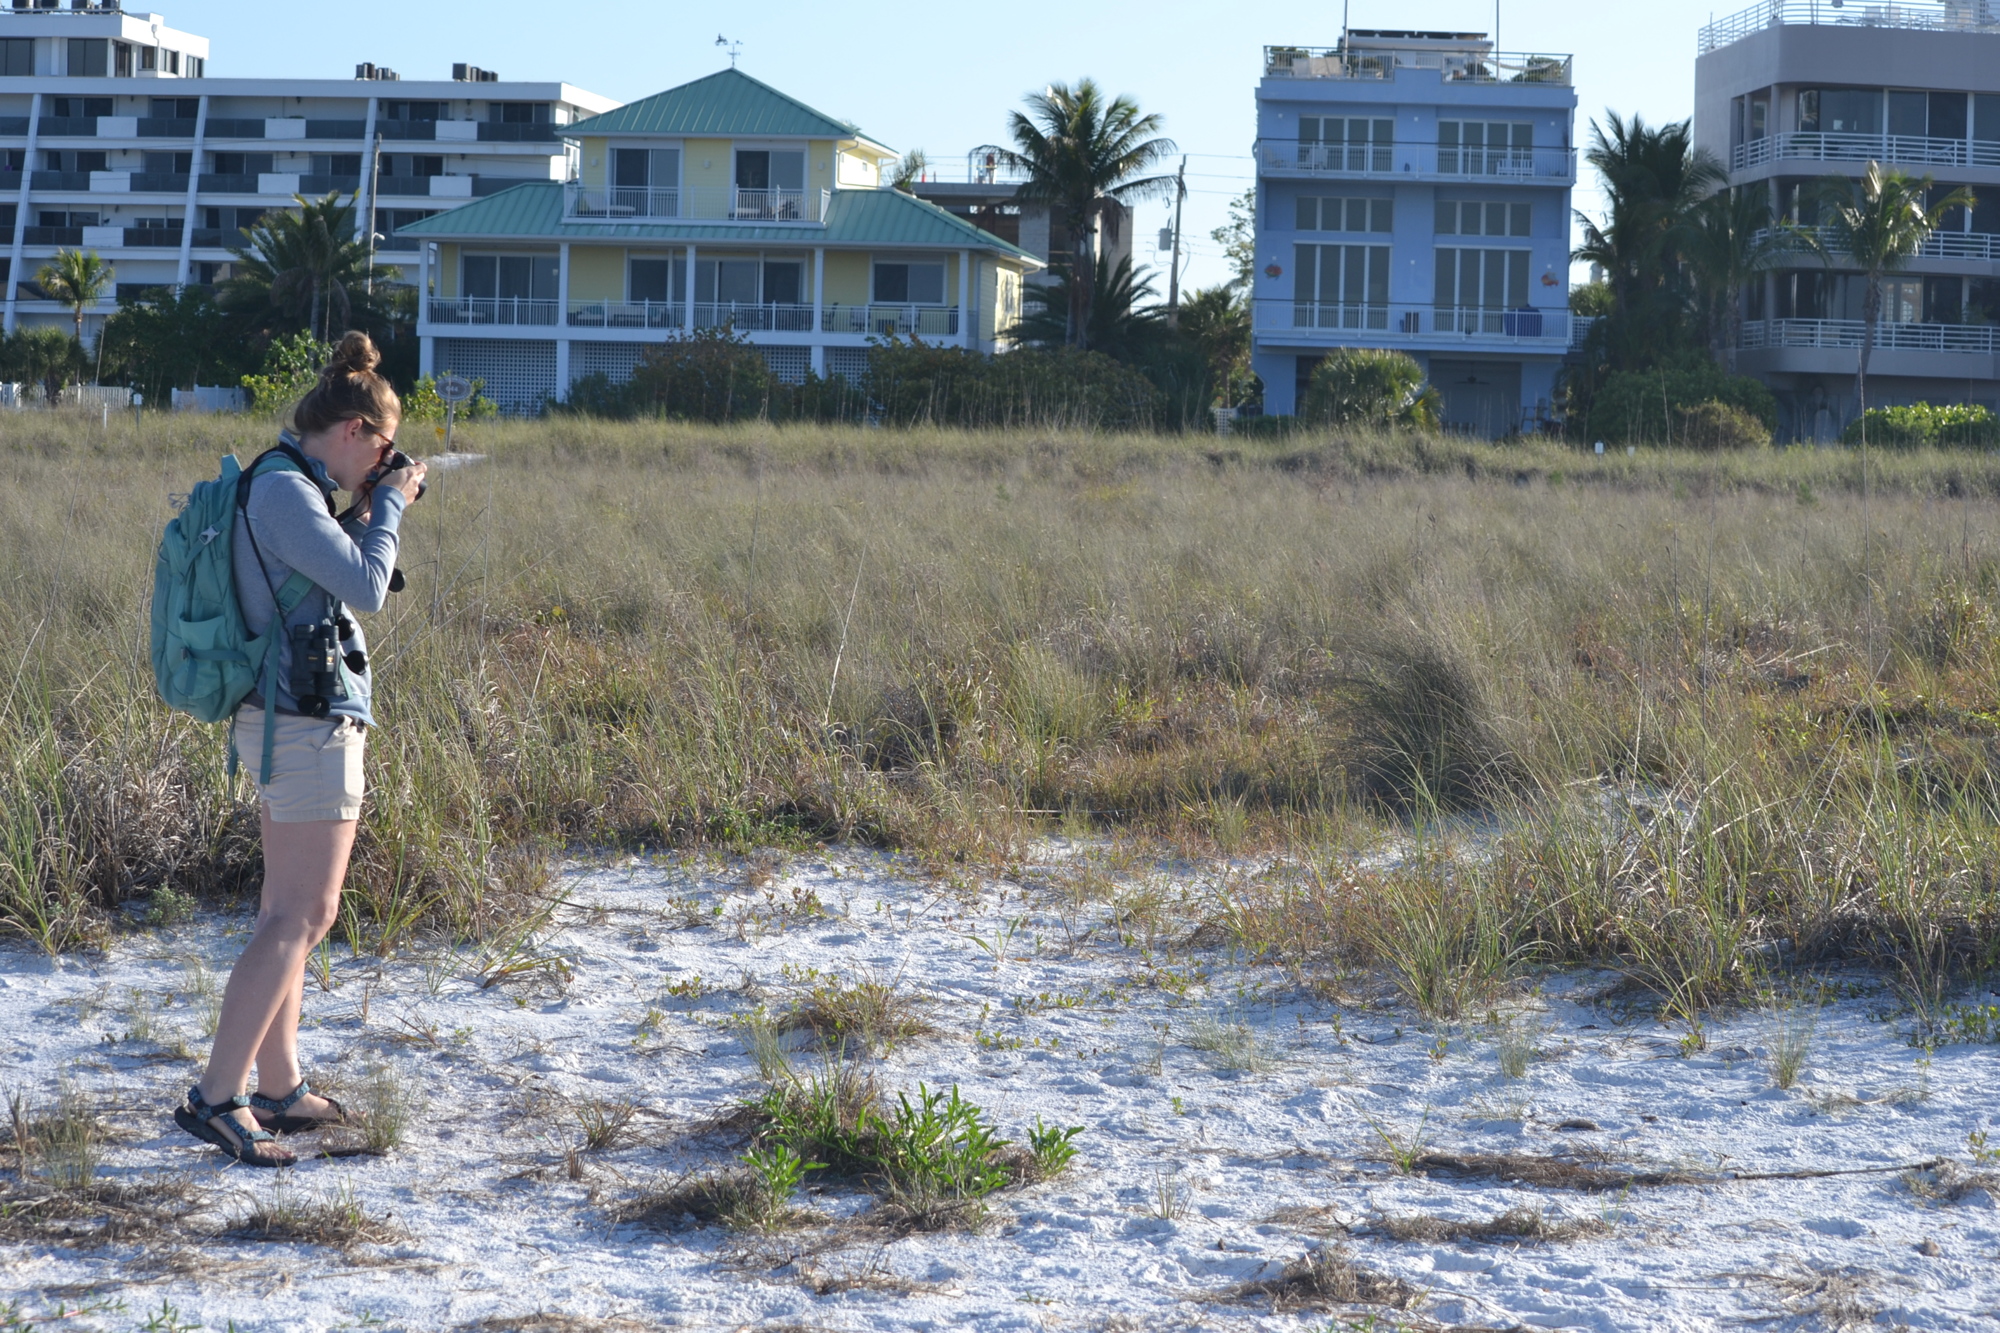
left=232, top=445, right=330, bottom=785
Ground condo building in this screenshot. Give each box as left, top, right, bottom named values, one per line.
left=1249, top=30, right=1578, bottom=435
left=401, top=69, right=1043, bottom=412
left=1695, top=0, right=2000, bottom=439
left=0, top=3, right=614, bottom=339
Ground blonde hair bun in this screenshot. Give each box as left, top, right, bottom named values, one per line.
left=325, top=330, right=381, bottom=379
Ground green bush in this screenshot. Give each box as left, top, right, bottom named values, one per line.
left=240, top=332, right=333, bottom=415
left=867, top=338, right=1164, bottom=431
left=1302, top=349, right=1440, bottom=429
left=1840, top=402, right=2000, bottom=450
left=1585, top=363, right=1777, bottom=445
left=1674, top=400, right=1769, bottom=451
left=402, top=374, right=498, bottom=423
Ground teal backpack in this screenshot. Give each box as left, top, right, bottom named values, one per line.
left=150, top=450, right=315, bottom=780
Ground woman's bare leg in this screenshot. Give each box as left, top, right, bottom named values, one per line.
left=196, top=807, right=355, bottom=1146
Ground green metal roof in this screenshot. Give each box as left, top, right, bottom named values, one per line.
left=399, top=182, right=1040, bottom=264
left=565, top=68, right=881, bottom=146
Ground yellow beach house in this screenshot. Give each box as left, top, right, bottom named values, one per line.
left=402, top=68, right=1043, bottom=410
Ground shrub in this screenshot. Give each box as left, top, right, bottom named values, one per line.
left=1841, top=402, right=2000, bottom=450
left=1302, top=349, right=1440, bottom=429
left=240, top=331, right=334, bottom=415
left=1585, top=363, right=1778, bottom=445
left=868, top=338, right=1164, bottom=431
left=402, top=374, right=498, bottom=423
left=1674, top=400, right=1769, bottom=451
left=626, top=327, right=774, bottom=423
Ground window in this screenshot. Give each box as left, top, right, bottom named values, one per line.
left=628, top=257, right=681, bottom=304
left=735, top=149, right=805, bottom=192
left=385, top=154, right=444, bottom=178
left=762, top=261, right=802, bottom=305
left=1, top=150, right=21, bottom=173
left=1435, top=201, right=1531, bottom=236
left=140, top=46, right=156, bottom=72
left=1296, top=197, right=1391, bottom=233
left=462, top=253, right=558, bottom=301
left=187, top=57, right=203, bottom=79
left=1293, top=242, right=1389, bottom=327
left=150, top=97, right=198, bottom=119
left=873, top=262, right=945, bottom=304
left=51, top=97, right=111, bottom=117
left=384, top=101, right=445, bottom=122
left=311, top=154, right=363, bottom=176
left=210, top=152, right=274, bottom=177
left=142, top=151, right=192, bottom=175
left=164, top=50, right=179, bottom=75
left=1295, top=116, right=1393, bottom=172
left=67, top=38, right=106, bottom=78
left=1798, top=89, right=1881, bottom=135
left=1439, top=122, right=1532, bottom=174
left=494, top=102, right=549, bottom=124
left=697, top=258, right=760, bottom=304
left=0, top=39, right=31, bottom=77
left=1434, top=247, right=1530, bottom=327
left=45, top=150, right=107, bottom=173
left=205, top=206, right=267, bottom=233
left=614, top=147, right=679, bottom=189
left=383, top=208, right=436, bottom=233
left=1885, top=90, right=1966, bottom=140
left=113, top=42, right=131, bottom=77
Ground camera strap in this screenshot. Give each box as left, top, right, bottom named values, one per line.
left=235, top=445, right=333, bottom=784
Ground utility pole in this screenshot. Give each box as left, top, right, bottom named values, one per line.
left=366, top=132, right=381, bottom=296
left=1166, top=155, right=1186, bottom=327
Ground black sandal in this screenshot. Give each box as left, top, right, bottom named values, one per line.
left=173, top=1086, right=295, bottom=1168
left=249, top=1079, right=353, bottom=1135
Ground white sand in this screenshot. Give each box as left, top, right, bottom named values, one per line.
left=4, top=845, right=1998, bottom=1331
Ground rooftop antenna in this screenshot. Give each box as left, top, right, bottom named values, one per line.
left=715, top=35, right=742, bottom=67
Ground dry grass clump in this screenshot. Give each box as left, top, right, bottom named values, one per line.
left=780, top=971, right=936, bottom=1055
left=1223, top=1245, right=1423, bottom=1312
left=609, top=1166, right=799, bottom=1234
left=227, top=1180, right=402, bottom=1249
left=0, top=1172, right=202, bottom=1247
left=8, top=1086, right=101, bottom=1191
left=1371, top=1205, right=1609, bottom=1244
left=1408, top=1151, right=1695, bottom=1192
left=574, top=1097, right=638, bottom=1153
left=455, top=1316, right=656, bottom=1333
left=1902, top=1160, right=2000, bottom=1204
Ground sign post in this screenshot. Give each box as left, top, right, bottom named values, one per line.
left=435, top=373, right=473, bottom=454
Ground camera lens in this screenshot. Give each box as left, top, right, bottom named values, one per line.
left=345, top=650, right=368, bottom=674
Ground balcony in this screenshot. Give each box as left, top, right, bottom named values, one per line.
left=29, top=171, right=90, bottom=189
left=479, top=122, right=558, bottom=142
left=137, top=118, right=200, bottom=138
left=1732, top=132, right=2000, bottom=173
left=821, top=303, right=958, bottom=337
left=0, top=117, right=28, bottom=136
left=1739, top=317, right=2000, bottom=354
left=198, top=173, right=261, bottom=192
left=129, top=173, right=191, bottom=193
left=376, top=176, right=440, bottom=197
left=204, top=119, right=268, bottom=140
left=36, top=117, right=97, bottom=138
left=304, top=120, right=367, bottom=140
left=1254, top=300, right=1573, bottom=345
left=20, top=226, right=80, bottom=245
left=123, top=227, right=182, bottom=247
left=564, top=182, right=830, bottom=224
left=427, top=296, right=559, bottom=326
left=1755, top=225, right=2000, bottom=262
left=1263, top=45, right=1572, bottom=85
left=1701, top=1, right=2000, bottom=54
left=375, top=121, right=439, bottom=142
left=1256, top=139, right=1576, bottom=181
left=565, top=299, right=686, bottom=329
left=299, top=174, right=362, bottom=195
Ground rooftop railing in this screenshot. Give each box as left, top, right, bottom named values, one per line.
left=564, top=181, right=829, bottom=224
left=1700, top=1, right=2000, bottom=54
left=1263, top=45, right=1572, bottom=85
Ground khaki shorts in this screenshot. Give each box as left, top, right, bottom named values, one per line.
left=233, top=707, right=366, bottom=823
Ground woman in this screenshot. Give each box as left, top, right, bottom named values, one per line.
left=174, top=331, right=427, bottom=1167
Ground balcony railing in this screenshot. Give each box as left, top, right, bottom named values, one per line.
left=564, top=182, right=830, bottom=224
left=1732, top=132, right=2000, bottom=172
left=1256, top=139, right=1576, bottom=180
left=198, top=173, right=261, bottom=192
left=1264, top=45, right=1573, bottom=85
left=123, top=227, right=182, bottom=247
left=304, top=120, right=368, bottom=140
left=1755, top=225, right=2000, bottom=262
left=1738, top=317, right=2000, bottom=354
left=299, top=174, right=362, bottom=195
left=1255, top=300, right=1573, bottom=343
left=376, top=176, right=441, bottom=196
left=129, top=172, right=190, bottom=192
left=29, top=171, right=90, bottom=189
left=821, top=303, right=959, bottom=336
left=479, top=122, right=558, bottom=142
left=137, top=117, right=200, bottom=138
left=375, top=121, right=439, bottom=141
left=541, top=301, right=961, bottom=335
left=20, top=226, right=81, bottom=245
left=204, top=119, right=269, bottom=140
left=427, top=296, right=559, bottom=326
left=566, top=299, right=686, bottom=329
left=36, top=117, right=97, bottom=137
left=1700, top=1, right=2000, bottom=55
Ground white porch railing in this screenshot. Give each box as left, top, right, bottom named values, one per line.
left=1732, top=132, right=2000, bottom=172
left=1753, top=225, right=2000, bottom=262
left=694, top=302, right=817, bottom=332
left=1700, top=1, right=2000, bottom=55
left=1256, top=139, right=1577, bottom=180
left=564, top=182, right=830, bottom=224
left=427, top=297, right=559, bottom=326
left=565, top=299, right=685, bottom=329
left=820, top=304, right=960, bottom=337
left=1738, top=317, right=2000, bottom=353
left=1258, top=300, right=1572, bottom=343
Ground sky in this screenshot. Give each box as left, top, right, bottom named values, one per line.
left=160, top=0, right=1725, bottom=293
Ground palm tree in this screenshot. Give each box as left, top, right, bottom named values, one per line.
left=1796, top=162, right=1973, bottom=419
left=889, top=149, right=928, bottom=194
left=1003, top=80, right=1177, bottom=349
left=1176, top=284, right=1254, bottom=407
left=35, top=248, right=113, bottom=348
left=1570, top=113, right=1722, bottom=369
left=1010, top=254, right=1163, bottom=358
left=222, top=191, right=396, bottom=342
left=1681, top=186, right=1781, bottom=374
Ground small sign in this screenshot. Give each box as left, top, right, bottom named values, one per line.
left=435, top=373, right=473, bottom=405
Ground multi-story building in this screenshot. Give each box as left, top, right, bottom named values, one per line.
left=401, top=68, right=1043, bottom=411
left=910, top=152, right=1132, bottom=297
left=0, top=5, right=614, bottom=339
left=1695, top=0, right=2000, bottom=440
left=1250, top=30, right=1578, bottom=435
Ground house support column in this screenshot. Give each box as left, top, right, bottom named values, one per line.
left=684, top=244, right=697, bottom=331
left=811, top=245, right=825, bottom=375
left=555, top=241, right=571, bottom=396
left=173, top=93, right=208, bottom=291
left=4, top=92, right=41, bottom=334
left=417, top=242, right=434, bottom=377
left=957, top=249, right=971, bottom=349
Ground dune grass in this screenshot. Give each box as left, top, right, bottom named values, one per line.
left=4, top=413, right=2000, bottom=1024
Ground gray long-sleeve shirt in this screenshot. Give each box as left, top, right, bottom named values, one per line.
left=232, top=448, right=406, bottom=726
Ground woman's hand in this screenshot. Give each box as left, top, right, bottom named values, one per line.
left=379, top=459, right=428, bottom=504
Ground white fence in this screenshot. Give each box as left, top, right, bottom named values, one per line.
left=173, top=385, right=248, bottom=413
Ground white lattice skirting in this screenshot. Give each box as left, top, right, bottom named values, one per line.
left=435, top=339, right=558, bottom=414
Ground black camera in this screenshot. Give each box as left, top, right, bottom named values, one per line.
left=374, top=448, right=428, bottom=502
left=289, top=620, right=348, bottom=718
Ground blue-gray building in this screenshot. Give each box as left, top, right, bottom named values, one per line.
left=1250, top=31, right=1578, bottom=435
